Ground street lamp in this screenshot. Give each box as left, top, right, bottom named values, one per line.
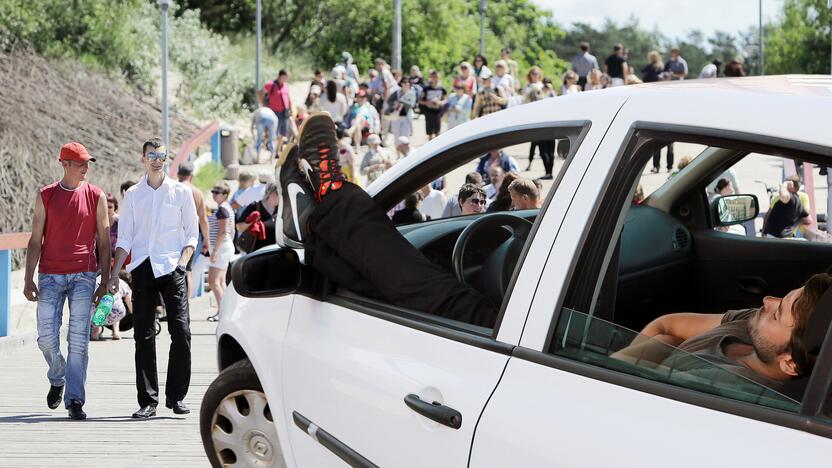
left=256, top=0, right=262, bottom=92
left=758, top=0, right=764, bottom=76
left=479, top=0, right=487, bottom=56
left=392, top=0, right=402, bottom=70
left=158, top=0, right=171, bottom=149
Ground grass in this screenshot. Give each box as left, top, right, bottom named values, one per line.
left=193, top=162, right=225, bottom=193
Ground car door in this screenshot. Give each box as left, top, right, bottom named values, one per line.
left=471, top=97, right=832, bottom=466
left=280, top=95, right=624, bottom=467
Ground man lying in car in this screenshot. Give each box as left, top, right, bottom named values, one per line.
left=614, top=273, right=832, bottom=391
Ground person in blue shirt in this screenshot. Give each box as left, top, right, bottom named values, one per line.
left=476, top=149, right=519, bottom=185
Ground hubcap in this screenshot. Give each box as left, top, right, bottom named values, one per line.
left=211, top=390, right=283, bottom=467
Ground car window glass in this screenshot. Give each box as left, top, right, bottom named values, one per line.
left=388, top=138, right=570, bottom=226
left=636, top=142, right=709, bottom=202
left=707, top=153, right=829, bottom=242
left=552, top=308, right=800, bottom=412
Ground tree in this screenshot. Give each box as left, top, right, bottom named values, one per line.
left=764, top=0, right=831, bottom=74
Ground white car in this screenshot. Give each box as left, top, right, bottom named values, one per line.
left=200, top=76, right=832, bottom=468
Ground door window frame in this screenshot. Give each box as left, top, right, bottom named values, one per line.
left=519, top=122, right=832, bottom=437
left=327, top=122, right=592, bottom=351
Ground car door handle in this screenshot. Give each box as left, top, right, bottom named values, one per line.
left=404, top=394, right=462, bottom=429
left=738, top=276, right=767, bottom=295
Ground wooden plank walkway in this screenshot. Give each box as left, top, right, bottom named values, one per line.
left=0, top=295, right=218, bottom=467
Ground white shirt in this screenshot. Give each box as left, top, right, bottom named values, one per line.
left=493, top=74, right=514, bottom=96
left=421, top=189, right=447, bottom=220
left=232, top=183, right=265, bottom=209
left=117, top=175, right=199, bottom=278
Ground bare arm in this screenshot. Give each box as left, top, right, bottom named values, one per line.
left=779, top=181, right=792, bottom=204
left=639, top=312, right=725, bottom=343
left=94, top=191, right=111, bottom=303
left=193, top=188, right=211, bottom=252
left=23, top=191, right=46, bottom=301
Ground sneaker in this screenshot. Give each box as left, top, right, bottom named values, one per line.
left=276, top=143, right=315, bottom=248
left=296, top=112, right=346, bottom=201
left=47, top=384, right=63, bottom=410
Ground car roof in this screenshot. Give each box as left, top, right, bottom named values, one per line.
left=629, top=75, right=832, bottom=98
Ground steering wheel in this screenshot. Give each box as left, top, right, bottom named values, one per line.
left=451, top=213, right=533, bottom=306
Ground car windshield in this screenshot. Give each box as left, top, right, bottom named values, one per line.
left=551, top=308, right=800, bottom=412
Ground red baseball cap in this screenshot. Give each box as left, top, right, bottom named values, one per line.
left=59, top=142, right=95, bottom=163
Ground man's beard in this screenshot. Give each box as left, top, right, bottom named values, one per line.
left=747, top=311, right=788, bottom=364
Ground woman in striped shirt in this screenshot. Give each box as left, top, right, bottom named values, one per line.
left=205, top=182, right=234, bottom=320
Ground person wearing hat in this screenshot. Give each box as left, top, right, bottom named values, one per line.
left=109, top=137, right=198, bottom=419
left=472, top=69, right=507, bottom=119
left=395, top=135, right=412, bottom=159
left=176, top=161, right=211, bottom=297
left=616, top=273, right=832, bottom=392
left=24, top=142, right=111, bottom=420
left=360, top=133, right=394, bottom=185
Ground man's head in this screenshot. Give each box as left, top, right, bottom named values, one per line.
left=670, top=47, right=681, bottom=59
left=508, top=178, right=541, bottom=210
left=396, top=136, right=410, bottom=155
left=141, top=138, right=166, bottom=175
left=120, top=181, right=135, bottom=198
left=355, top=88, right=368, bottom=105
left=613, top=43, right=623, bottom=54
left=747, top=273, right=832, bottom=379
left=238, top=171, right=255, bottom=189
left=374, top=58, right=386, bottom=71
left=314, top=69, right=323, bottom=81
left=458, top=183, right=486, bottom=215
left=579, top=41, right=590, bottom=53
left=59, top=142, right=95, bottom=181
left=494, top=60, right=507, bottom=77
left=277, top=69, right=289, bottom=84
left=786, top=175, right=801, bottom=193
left=488, top=166, right=505, bottom=189
left=429, top=69, right=440, bottom=84
left=177, top=161, right=194, bottom=182
left=465, top=171, right=484, bottom=187
left=501, top=47, right=511, bottom=59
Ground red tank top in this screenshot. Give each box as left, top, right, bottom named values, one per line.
left=39, top=181, right=102, bottom=274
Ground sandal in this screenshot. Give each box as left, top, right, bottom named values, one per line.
left=207, top=315, right=219, bottom=322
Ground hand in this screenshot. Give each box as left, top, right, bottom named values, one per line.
left=107, top=276, right=120, bottom=295
left=93, top=284, right=108, bottom=306
left=201, top=243, right=209, bottom=255
left=23, top=280, right=38, bottom=302
left=210, top=252, right=217, bottom=264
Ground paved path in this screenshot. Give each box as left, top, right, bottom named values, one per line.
left=0, top=296, right=217, bottom=467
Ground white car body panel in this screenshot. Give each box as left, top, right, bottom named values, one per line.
left=472, top=359, right=829, bottom=467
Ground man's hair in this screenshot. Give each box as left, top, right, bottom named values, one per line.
left=142, top=137, right=163, bottom=155
left=613, top=43, right=623, bottom=52
left=120, top=180, right=135, bottom=194
left=789, top=273, right=832, bottom=376
left=508, top=178, right=539, bottom=200
left=314, top=69, right=323, bottom=76
left=465, top=171, right=483, bottom=186
left=677, top=156, right=693, bottom=171
left=501, top=47, right=511, bottom=54
left=404, top=191, right=422, bottom=209
left=458, top=183, right=485, bottom=204
left=238, top=170, right=254, bottom=183
left=579, top=41, right=590, bottom=52
left=278, top=69, right=288, bottom=77
left=177, top=161, right=194, bottom=177
left=671, top=47, right=681, bottom=54
left=787, top=174, right=801, bottom=192
left=716, top=178, right=731, bottom=193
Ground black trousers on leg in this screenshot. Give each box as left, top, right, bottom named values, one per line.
left=131, top=259, right=192, bottom=408
left=538, top=140, right=556, bottom=176
left=306, top=183, right=498, bottom=328
left=652, top=143, right=675, bottom=170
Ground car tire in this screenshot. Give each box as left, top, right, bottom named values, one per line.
left=200, top=359, right=286, bottom=468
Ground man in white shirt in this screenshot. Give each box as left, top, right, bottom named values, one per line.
left=419, top=184, right=447, bottom=220
left=109, top=138, right=198, bottom=419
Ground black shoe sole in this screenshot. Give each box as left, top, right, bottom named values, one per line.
left=68, top=412, right=87, bottom=420
left=165, top=403, right=190, bottom=414
left=47, top=386, right=64, bottom=410
left=132, top=409, right=157, bottom=419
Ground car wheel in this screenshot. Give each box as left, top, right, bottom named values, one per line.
left=200, top=359, right=285, bottom=467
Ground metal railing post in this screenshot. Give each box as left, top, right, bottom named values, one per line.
left=0, top=249, right=11, bottom=337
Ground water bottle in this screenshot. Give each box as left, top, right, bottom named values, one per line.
left=92, top=294, right=114, bottom=326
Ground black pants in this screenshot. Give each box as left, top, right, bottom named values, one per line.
left=537, top=140, right=556, bottom=176
left=577, top=76, right=587, bottom=90
left=652, top=143, right=675, bottom=170
left=306, top=183, right=498, bottom=328
left=131, top=259, right=191, bottom=407
left=528, top=142, right=538, bottom=165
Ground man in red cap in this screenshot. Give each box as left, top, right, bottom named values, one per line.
left=23, top=142, right=111, bottom=420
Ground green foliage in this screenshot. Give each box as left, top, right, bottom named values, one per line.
left=193, top=162, right=225, bottom=193
left=764, top=0, right=831, bottom=74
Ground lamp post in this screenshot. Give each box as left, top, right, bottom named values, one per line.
left=758, top=0, right=765, bottom=76
left=158, top=0, right=171, bottom=149
left=392, top=0, right=402, bottom=70
left=256, top=0, right=262, bottom=92
left=479, top=0, right=487, bottom=56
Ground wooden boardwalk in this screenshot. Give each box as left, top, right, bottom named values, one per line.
left=0, top=296, right=218, bottom=467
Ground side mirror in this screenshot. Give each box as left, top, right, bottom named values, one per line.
left=231, top=247, right=301, bottom=298
left=713, top=194, right=759, bottom=227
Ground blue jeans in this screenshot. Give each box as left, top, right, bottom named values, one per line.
left=36, top=272, right=96, bottom=407
left=255, top=114, right=278, bottom=153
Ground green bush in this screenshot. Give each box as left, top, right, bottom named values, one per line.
left=193, top=162, right=225, bottom=193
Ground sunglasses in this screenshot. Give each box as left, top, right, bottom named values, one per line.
left=211, top=189, right=226, bottom=195
left=146, top=151, right=167, bottom=161
left=468, top=198, right=486, bottom=206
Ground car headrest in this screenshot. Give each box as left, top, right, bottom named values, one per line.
left=803, top=286, right=832, bottom=356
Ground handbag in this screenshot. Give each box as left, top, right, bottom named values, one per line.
left=236, top=230, right=257, bottom=253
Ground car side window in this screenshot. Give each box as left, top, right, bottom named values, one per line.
left=546, top=132, right=832, bottom=416
left=387, top=138, right=572, bottom=226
